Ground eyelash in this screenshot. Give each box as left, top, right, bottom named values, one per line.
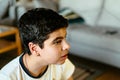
left=54, top=40, right=62, bottom=44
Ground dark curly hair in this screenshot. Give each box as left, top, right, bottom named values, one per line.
left=18, top=8, right=68, bottom=55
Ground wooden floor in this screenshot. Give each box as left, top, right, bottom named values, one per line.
left=68, top=54, right=120, bottom=80
left=0, top=51, right=120, bottom=80
left=96, top=68, right=120, bottom=80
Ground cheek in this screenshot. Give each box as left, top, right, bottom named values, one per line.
left=42, top=47, right=59, bottom=57
left=47, top=47, right=60, bottom=56
left=43, top=47, right=61, bottom=61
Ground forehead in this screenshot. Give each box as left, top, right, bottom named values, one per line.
left=44, top=28, right=67, bottom=43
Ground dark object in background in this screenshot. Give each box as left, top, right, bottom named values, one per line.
left=59, top=8, right=85, bottom=24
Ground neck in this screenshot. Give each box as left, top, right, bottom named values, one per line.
left=23, top=54, right=48, bottom=77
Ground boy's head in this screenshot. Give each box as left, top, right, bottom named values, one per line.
left=18, top=8, right=68, bottom=54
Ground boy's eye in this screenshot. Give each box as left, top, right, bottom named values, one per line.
left=54, top=40, right=62, bottom=44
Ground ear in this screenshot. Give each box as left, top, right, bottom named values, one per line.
left=28, top=42, right=41, bottom=56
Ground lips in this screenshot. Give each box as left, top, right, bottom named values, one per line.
left=62, top=54, right=68, bottom=57
left=61, top=54, right=68, bottom=60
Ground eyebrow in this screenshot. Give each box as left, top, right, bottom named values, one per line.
left=52, top=33, right=67, bottom=43
left=53, top=37, right=63, bottom=42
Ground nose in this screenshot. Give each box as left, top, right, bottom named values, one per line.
left=62, top=40, right=70, bottom=51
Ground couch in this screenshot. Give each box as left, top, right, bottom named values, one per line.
left=59, top=0, right=120, bottom=68
left=0, top=0, right=26, bottom=26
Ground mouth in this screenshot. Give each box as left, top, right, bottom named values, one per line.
left=62, top=54, right=68, bottom=57
left=61, top=54, right=68, bottom=60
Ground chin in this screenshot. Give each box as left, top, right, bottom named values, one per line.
left=57, top=59, right=67, bottom=65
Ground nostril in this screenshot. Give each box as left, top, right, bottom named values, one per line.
left=105, top=30, right=118, bottom=35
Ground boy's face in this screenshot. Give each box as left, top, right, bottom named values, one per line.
left=38, top=27, right=70, bottom=65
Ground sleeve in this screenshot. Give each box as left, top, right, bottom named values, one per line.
left=61, top=59, right=75, bottom=80
left=0, top=72, right=11, bottom=80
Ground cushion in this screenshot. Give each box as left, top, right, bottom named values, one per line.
left=59, top=8, right=85, bottom=23
left=0, top=0, right=9, bottom=19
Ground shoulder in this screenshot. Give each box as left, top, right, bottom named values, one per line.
left=62, top=59, right=75, bottom=79
left=62, top=59, right=75, bottom=70
left=51, top=59, right=75, bottom=70
left=0, top=56, right=20, bottom=79
left=56, top=59, right=75, bottom=80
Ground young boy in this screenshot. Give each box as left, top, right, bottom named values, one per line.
left=0, top=8, right=75, bottom=80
